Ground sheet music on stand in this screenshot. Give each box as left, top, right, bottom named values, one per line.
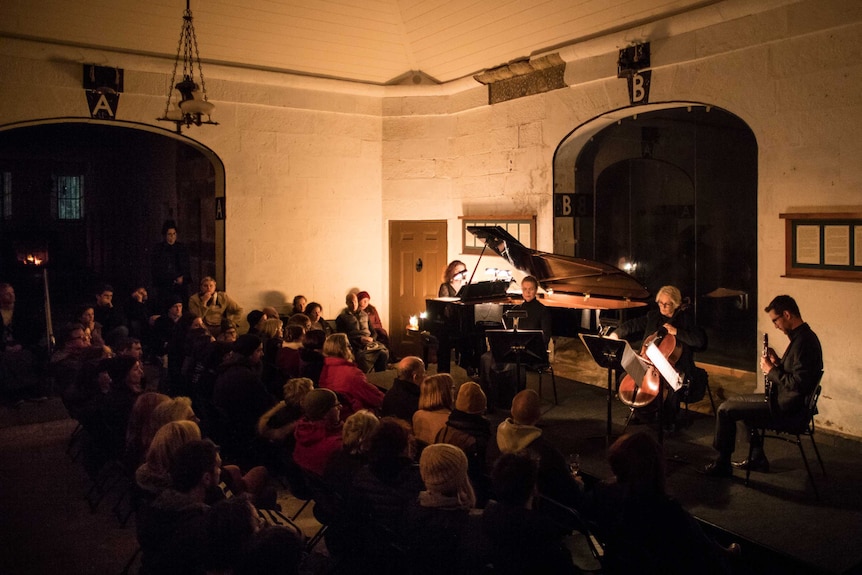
left=618, top=340, right=683, bottom=391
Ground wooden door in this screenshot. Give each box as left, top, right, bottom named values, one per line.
left=388, top=220, right=447, bottom=358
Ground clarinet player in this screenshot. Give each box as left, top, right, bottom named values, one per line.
left=701, top=295, right=823, bottom=477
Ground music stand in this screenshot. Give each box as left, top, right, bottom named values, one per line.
left=579, top=334, right=629, bottom=444
left=486, top=329, right=546, bottom=393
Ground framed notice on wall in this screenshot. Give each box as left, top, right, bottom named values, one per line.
left=780, top=211, right=862, bottom=282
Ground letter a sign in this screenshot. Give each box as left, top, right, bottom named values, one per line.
left=85, top=91, right=120, bottom=120
left=627, top=71, right=652, bottom=106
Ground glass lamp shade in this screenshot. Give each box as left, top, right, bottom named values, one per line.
left=179, top=90, right=215, bottom=115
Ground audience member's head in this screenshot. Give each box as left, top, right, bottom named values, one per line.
left=204, top=494, right=259, bottom=574
left=246, top=310, right=265, bottom=333
left=341, top=410, right=380, bottom=456
left=420, top=443, right=476, bottom=509
left=125, top=392, right=171, bottom=458
left=58, top=322, right=89, bottom=351
left=287, top=313, right=311, bottom=331
left=150, top=396, right=198, bottom=435
left=282, top=377, right=313, bottom=405
left=418, top=373, right=455, bottom=411
left=292, top=295, right=307, bottom=315
left=396, top=356, right=425, bottom=386
left=145, top=420, right=202, bottom=475
left=262, top=306, right=280, bottom=320
left=323, top=333, right=353, bottom=361
left=302, top=329, right=326, bottom=351
left=284, top=324, right=305, bottom=344
left=259, top=317, right=284, bottom=340
left=510, top=389, right=542, bottom=426
left=491, top=451, right=539, bottom=507
left=455, top=381, right=487, bottom=415
left=162, top=219, right=178, bottom=238
left=366, top=416, right=412, bottom=463
left=235, top=525, right=305, bottom=575
left=233, top=333, right=263, bottom=360
left=607, top=431, right=666, bottom=497
left=302, top=388, right=340, bottom=422
left=218, top=319, right=238, bottom=342
left=305, top=302, right=323, bottom=323
left=109, top=355, right=145, bottom=394
left=170, top=438, right=221, bottom=494
left=115, top=337, right=143, bottom=360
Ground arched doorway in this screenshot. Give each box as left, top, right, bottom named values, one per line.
left=0, top=120, right=224, bottom=321
left=554, top=104, right=757, bottom=369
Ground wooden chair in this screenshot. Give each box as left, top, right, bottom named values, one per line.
left=745, top=382, right=826, bottom=498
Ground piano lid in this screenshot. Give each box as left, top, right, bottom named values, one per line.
left=467, top=225, right=650, bottom=305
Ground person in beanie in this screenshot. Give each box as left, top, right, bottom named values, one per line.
left=435, top=381, right=492, bottom=505
left=402, top=443, right=488, bottom=575
left=292, top=388, right=343, bottom=476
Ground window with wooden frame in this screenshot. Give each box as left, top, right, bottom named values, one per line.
left=461, top=215, right=536, bottom=254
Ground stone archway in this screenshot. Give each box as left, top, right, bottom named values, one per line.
left=0, top=119, right=225, bottom=319
left=553, top=104, right=758, bottom=370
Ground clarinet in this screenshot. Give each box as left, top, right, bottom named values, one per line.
left=763, top=333, right=771, bottom=405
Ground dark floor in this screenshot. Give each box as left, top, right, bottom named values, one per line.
left=1, top=369, right=861, bottom=575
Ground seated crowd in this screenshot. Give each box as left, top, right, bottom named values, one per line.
left=2, top=275, right=743, bottom=574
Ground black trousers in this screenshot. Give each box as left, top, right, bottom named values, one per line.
left=713, top=393, right=774, bottom=456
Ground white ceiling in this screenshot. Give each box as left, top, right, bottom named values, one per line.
left=1, top=0, right=720, bottom=85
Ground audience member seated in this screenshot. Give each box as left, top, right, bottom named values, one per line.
left=381, top=356, right=425, bottom=423
left=188, top=276, right=243, bottom=338
left=54, top=322, right=96, bottom=417
left=434, top=381, right=491, bottom=505
left=299, top=329, right=326, bottom=384
left=319, top=333, right=384, bottom=417
left=76, top=304, right=106, bottom=348
left=166, top=313, right=205, bottom=397
left=257, top=377, right=313, bottom=444
left=412, top=373, right=456, bottom=447
left=287, top=312, right=311, bottom=332
left=150, top=296, right=184, bottom=362
left=212, top=334, right=276, bottom=465
left=216, top=319, right=238, bottom=344
left=124, top=391, right=171, bottom=469
left=402, top=443, right=488, bottom=575
left=259, top=317, right=286, bottom=397
left=292, top=388, right=344, bottom=477
left=136, top=438, right=221, bottom=575
left=323, top=410, right=380, bottom=501
left=126, top=286, right=154, bottom=345
left=88, top=356, right=146, bottom=459
left=586, top=432, right=739, bottom=575
left=357, top=290, right=391, bottom=348
left=136, top=420, right=206, bottom=498
left=245, top=310, right=266, bottom=337
left=305, top=301, right=334, bottom=336
left=336, top=292, right=389, bottom=373
left=273, top=324, right=304, bottom=394
left=202, top=495, right=261, bottom=575
left=234, top=524, right=305, bottom=575
left=347, top=417, right=423, bottom=570
left=483, top=452, right=578, bottom=575
left=491, top=389, right=583, bottom=510
left=93, top=283, right=129, bottom=347
left=1, top=282, right=47, bottom=406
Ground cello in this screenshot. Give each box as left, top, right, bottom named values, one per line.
left=618, top=325, right=684, bottom=410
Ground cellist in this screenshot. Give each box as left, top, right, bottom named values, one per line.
left=608, top=285, right=707, bottom=431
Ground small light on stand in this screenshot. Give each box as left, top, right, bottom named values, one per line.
left=15, top=242, right=55, bottom=353
left=157, top=0, right=218, bottom=134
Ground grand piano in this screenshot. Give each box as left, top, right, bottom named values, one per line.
left=423, top=225, right=650, bottom=373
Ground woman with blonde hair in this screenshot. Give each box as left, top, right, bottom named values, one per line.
left=412, top=373, right=456, bottom=446
left=319, top=333, right=383, bottom=417
left=125, top=392, right=171, bottom=468
left=136, top=419, right=203, bottom=496
left=257, top=377, right=314, bottom=442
